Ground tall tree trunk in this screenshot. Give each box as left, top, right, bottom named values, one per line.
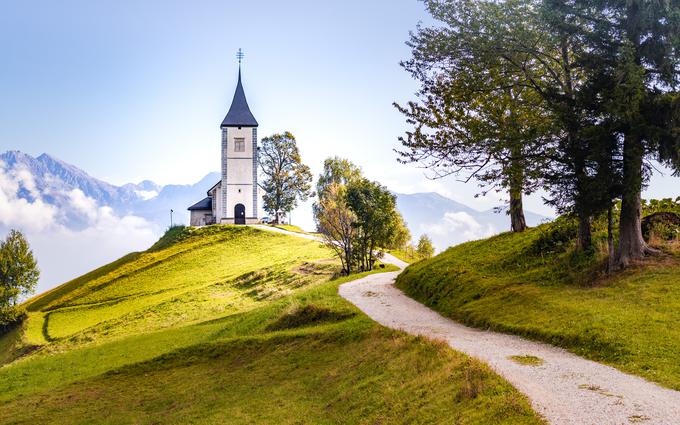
left=509, top=186, right=527, bottom=232
left=617, top=134, right=649, bottom=268
left=560, top=37, right=592, bottom=252
left=607, top=202, right=615, bottom=275
left=577, top=210, right=592, bottom=252
left=508, top=148, right=527, bottom=232
left=574, top=158, right=592, bottom=252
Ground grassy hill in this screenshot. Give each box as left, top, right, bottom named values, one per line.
left=396, top=217, right=680, bottom=390
left=0, top=225, right=541, bottom=424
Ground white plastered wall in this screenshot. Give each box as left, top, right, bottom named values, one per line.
left=223, top=126, right=256, bottom=219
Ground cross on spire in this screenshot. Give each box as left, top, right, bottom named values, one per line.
left=236, top=48, right=244, bottom=66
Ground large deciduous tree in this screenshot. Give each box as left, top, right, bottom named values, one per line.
left=259, top=132, right=313, bottom=224
left=396, top=0, right=564, bottom=235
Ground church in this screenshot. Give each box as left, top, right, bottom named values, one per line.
left=187, top=64, right=259, bottom=226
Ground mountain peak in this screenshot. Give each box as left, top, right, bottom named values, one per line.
left=1, top=150, right=37, bottom=165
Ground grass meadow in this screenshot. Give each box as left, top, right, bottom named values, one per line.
left=0, top=225, right=542, bottom=424
left=397, top=219, right=680, bottom=390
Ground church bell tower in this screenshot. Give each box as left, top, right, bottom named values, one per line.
left=217, top=50, right=258, bottom=224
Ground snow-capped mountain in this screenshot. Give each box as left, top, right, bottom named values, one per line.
left=2, top=150, right=139, bottom=206
left=0, top=150, right=222, bottom=293
left=0, top=150, right=218, bottom=229
left=0, top=150, right=548, bottom=249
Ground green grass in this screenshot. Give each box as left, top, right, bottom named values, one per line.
left=396, top=218, right=680, bottom=390
left=270, top=223, right=309, bottom=234
left=0, top=225, right=542, bottom=424
left=509, top=355, right=544, bottom=366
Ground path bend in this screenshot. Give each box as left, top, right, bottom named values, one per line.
left=253, top=225, right=680, bottom=424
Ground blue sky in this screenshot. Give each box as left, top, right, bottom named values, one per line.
left=1, top=1, right=426, bottom=182
left=1, top=0, right=679, bottom=219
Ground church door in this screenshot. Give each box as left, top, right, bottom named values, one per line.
left=234, top=204, right=246, bottom=225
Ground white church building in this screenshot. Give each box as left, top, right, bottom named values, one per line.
left=188, top=66, right=259, bottom=226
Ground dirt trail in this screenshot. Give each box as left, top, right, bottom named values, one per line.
left=255, top=225, right=680, bottom=424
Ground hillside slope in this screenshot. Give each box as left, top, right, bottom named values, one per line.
left=0, top=225, right=541, bottom=424
left=396, top=219, right=680, bottom=390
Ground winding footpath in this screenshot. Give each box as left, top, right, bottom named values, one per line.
left=255, top=225, right=680, bottom=425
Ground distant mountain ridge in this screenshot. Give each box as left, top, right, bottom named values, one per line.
left=395, top=192, right=547, bottom=251
left=0, top=150, right=549, bottom=292
left=1, top=150, right=138, bottom=205
left=0, top=150, right=218, bottom=229
left=0, top=150, right=547, bottom=250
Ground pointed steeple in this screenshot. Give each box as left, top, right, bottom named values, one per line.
left=221, top=68, right=258, bottom=128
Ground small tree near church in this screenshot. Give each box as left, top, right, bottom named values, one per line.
left=315, top=157, right=409, bottom=273
left=259, top=132, right=313, bottom=224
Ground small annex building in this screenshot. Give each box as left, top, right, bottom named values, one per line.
left=188, top=65, right=259, bottom=226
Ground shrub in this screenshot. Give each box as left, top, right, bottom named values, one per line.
left=266, top=304, right=355, bottom=331
left=641, top=212, right=680, bottom=242
left=526, top=217, right=578, bottom=256
left=0, top=307, right=26, bottom=336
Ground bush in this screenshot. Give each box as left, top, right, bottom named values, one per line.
left=266, top=304, right=355, bottom=331
left=641, top=212, right=680, bottom=242
left=0, top=307, right=26, bottom=336
left=527, top=217, right=578, bottom=256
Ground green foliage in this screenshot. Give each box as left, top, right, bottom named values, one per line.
left=643, top=198, right=680, bottom=216
left=416, top=234, right=435, bottom=259
left=315, top=183, right=357, bottom=274
left=526, top=217, right=578, bottom=257
left=386, top=213, right=411, bottom=251
left=259, top=132, right=313, bottom=223
left=314, top=159, right=409, bottom=274
left=388, top=245, right=420, bottom=264
left=0, top=307, right=26, bottom=336
left=346, top=178, right=405, bottom=271
left=401, top=0, right=680, bottom=260
left=0, top=226, right=541, bottom=424
left=0, top=230, right=39, bottom=326
left=397, top=220, right=680, bottom=389
left=315, top=156, right=362, bottom=202
left=396, top=0, right=552, bottom=231
left=640, top=200, right=680, bottom=242
left=647, top=220, right=680, bottom=242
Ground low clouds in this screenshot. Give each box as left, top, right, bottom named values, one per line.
left=0, top=162, right=158, bottom=293
left=420, top=211, right=497, bottom=252
left=0, top=161, right=57, bottom=232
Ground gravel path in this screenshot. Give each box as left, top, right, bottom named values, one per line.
left=254, top=225, right=680, bottom=424
left=339, top=266, right=680, bottom=425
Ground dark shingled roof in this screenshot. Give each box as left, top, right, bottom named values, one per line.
left=188, top=197, right=212, bottom=211
left=221, top=69, right=258, bottom=128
